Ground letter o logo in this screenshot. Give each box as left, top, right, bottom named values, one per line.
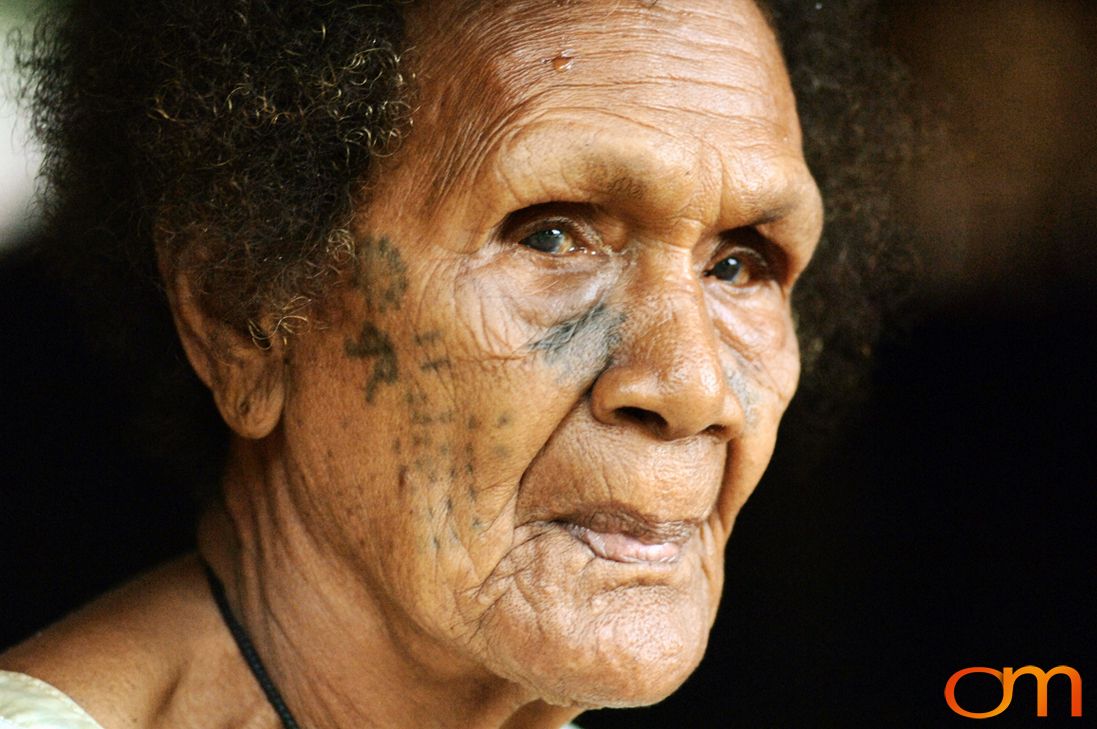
left=945, top=667, right=1013, bottom=719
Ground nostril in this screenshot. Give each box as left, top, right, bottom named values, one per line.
left=615, top=406, right=668, bottom=433
left=702, top=423, right=726, bottom=439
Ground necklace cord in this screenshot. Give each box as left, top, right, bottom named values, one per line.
left=203, top=563, right=304, bottom=729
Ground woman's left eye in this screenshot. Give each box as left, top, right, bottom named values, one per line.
left=519, top=227, right=579, bottom=254
left=705, top=249, right=771, bottom=287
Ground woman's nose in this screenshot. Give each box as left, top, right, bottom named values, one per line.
left=590, top=277, right=744, bottom=443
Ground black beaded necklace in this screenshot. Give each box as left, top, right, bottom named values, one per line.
left=203, top=564, right=303, bottom=729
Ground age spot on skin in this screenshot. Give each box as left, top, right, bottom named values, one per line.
left=551, top=55, right=574, bottom=71
left=542, top=49, right=574, bottom=72
left=355, top=236, right=408, bottom=313
left=345, top=323, right=398, bottom=402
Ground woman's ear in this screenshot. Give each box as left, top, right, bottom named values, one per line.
left=159, top=250, right=286, bottom=440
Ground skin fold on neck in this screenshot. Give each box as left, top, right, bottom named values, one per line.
left=195, top=435, right=582, bottom=729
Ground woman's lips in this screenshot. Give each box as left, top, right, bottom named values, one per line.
left=559, top=512, right=698, bottom=564
left=565, top=523, right=684, bottom=563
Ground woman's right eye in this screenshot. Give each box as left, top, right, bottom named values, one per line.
left=519, top=227, right=579, bottom=254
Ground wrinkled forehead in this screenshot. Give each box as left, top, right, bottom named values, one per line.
left=397, top=0, right=799, bottom=211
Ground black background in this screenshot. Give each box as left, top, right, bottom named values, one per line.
left=2, top=1, right=1095, bottom=726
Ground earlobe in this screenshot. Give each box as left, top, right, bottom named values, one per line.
left=206, top=337, right=286, bottom=440
left=159, top=251, right=286, bottom=440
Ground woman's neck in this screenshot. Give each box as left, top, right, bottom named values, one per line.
left=195, top=438, right=581, bottom=729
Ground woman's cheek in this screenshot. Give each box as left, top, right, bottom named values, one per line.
left=710, top=295, right=801, bottom=407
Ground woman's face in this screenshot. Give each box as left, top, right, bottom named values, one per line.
left=271, top=0, right=821, bottom=709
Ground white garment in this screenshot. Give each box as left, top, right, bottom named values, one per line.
left=0, top=671, right=103, bottom=729
left=0, top=670, right=583, bottom=728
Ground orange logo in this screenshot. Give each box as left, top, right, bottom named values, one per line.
left=945, top=665, right=1082, bottom=718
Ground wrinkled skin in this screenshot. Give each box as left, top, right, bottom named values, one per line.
left=5, top=1, right=822, bottom=727
left=240, top=0, right=820, bottom=713
left=198, top=0, right=822, bottom=717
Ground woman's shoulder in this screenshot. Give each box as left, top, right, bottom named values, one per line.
left=0, top=557, right=591, bottom=729
left=0, top=668, right=584, bottom=729
left=0, top=671, right=104, bottom=729
left=0, top=557, right=218, bottom=729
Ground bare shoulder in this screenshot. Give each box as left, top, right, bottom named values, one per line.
left=0, top=555, right=222, bottom=728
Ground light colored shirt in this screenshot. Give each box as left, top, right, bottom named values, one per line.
left=0, top=671, right=103, bottom=729
left=0, top=670, right=582, bottom=728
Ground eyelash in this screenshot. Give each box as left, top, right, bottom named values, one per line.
left=704, top=245, right=776, bottom=288
left=514, top=218, right=598, bottom=256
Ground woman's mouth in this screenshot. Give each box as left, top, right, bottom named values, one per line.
left=559, top=511, right=698, bottom=564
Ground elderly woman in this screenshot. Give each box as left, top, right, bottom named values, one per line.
left=1, top=0, right=908, bottom=726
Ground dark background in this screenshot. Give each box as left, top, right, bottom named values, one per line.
left=2, top=1, right=1095, bottom=726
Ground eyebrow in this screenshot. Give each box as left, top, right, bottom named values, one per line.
left=573, top=151, right=814, bottom=234
left=577, top=156, right=652, bottom=205
left=577, top=149, right=823, bottom=268
left=436, top=111, right=821, bottom=249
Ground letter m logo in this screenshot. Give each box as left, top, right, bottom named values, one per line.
left=1009, top=665, right=1082, bottom=718
left=945, top=664, right=1083, bottom=718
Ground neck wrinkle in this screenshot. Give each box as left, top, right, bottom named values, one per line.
left=197, top=435, right=582, bottom=729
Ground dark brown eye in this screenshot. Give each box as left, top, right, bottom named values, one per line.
left=705, top=248, right=772, bottom=287
left=520, top=227, right=575, bottom=254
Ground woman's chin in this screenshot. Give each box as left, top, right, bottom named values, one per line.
left=471, top=527, right=718, bottom=708
left=501, top=591, right=712, bottom=708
